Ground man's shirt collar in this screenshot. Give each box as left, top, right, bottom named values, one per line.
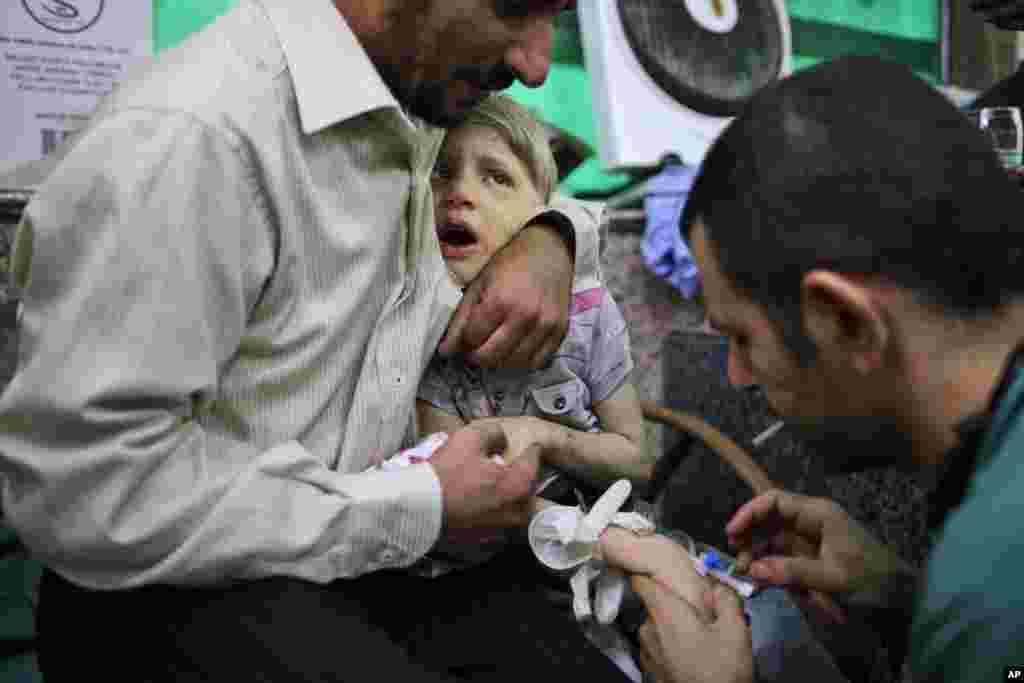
left=261, top=0, right=402, bottom=135
left=928, top=340, right=1024, bottom=530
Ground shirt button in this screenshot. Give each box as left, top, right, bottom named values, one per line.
left=554, top=395, right=567, bottom=410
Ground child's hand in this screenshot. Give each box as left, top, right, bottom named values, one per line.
left=472, top=415, right=565, bottom=463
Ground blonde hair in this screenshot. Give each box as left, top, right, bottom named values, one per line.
left=457, top=94, right=558, bottom=201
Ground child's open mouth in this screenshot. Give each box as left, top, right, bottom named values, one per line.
left=437, top=222, right=480, bottom=258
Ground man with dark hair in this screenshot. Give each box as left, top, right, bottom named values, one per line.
left=599, top=56, right=1024, bottom=683
left=0, top=1, right=634, bottom=682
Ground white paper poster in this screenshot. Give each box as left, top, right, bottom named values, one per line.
left=1, top=1, right=152, bottom=173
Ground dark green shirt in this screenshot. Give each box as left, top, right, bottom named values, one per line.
left=910, top=354, right=1024, bottom=681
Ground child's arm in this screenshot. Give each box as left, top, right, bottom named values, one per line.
left=417, top=399, right=468, bottom=439
left=531, top=284, right=650, bottom=489
left=462, top=382, right=651, bottom=489
left=418, top=393, right=647, bottom=489
left=541, top=381, right=652, bottom=488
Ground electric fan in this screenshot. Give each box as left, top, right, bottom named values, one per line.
left=579, top=0, right=792, bottom=169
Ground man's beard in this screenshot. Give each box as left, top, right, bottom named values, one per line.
left=405, top=79, right=472, bottom=128
left=785, top=414, right=917, bottom=475
left=375, top=61, right=517, bottom=128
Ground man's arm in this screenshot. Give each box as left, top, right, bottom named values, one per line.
left=437, top=198, right=604, bottom=370
left=0, top=110, right=444, bottom=589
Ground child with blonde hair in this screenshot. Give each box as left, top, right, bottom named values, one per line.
left=417, top=95, right=652, bottom=564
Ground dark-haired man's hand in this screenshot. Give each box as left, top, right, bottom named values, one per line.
left=971, top=0, right=1024, bottom=31
left=727, top=489, right=918, bottom=621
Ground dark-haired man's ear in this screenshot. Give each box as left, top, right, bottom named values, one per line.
left=800, top=270, right=889, bottom=375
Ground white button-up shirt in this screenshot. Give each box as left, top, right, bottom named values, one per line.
left=0, top=0, right=601, bottom=589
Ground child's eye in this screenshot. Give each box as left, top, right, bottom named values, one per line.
left=488, top=169, right=513, bottom=186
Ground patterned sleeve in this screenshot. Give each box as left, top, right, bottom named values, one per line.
left=524, top=196, right=605, bottom=291
left=584, top=289, right=635, bottom=403
left=417, top=353, right=460, bottom=415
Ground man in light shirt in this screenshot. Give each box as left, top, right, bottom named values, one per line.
left=0, top=1, right=632, bottom=681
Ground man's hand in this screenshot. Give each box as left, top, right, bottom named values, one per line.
left=971, top=0, right=1024, bottom=30
left=439, top=223, right=572, bottom=370
left=599, top=528, right=712, bottom=615
left=470, top=415, right=564, bottom=462
left=599, top=528, right=753, bottom=683
left=430, top=421, right=541, bottom=539
left=637, top=581, right=753, bottom=683
left=727, top=489, right=916, bottom=619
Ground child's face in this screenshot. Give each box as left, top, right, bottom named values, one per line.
left=432, top=124, right=545, bottom=287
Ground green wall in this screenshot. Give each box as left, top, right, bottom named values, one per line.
left=154, top=0, right=238, bottom=53
left=787, top=0, right=940, bottom=80
left=151, top=1, right=942, bottom=194
left=153, top=2, right=941, bottom=66
left=518, top=2, right=942, bottom=193
left=789, top=0, right=938, bottom=43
